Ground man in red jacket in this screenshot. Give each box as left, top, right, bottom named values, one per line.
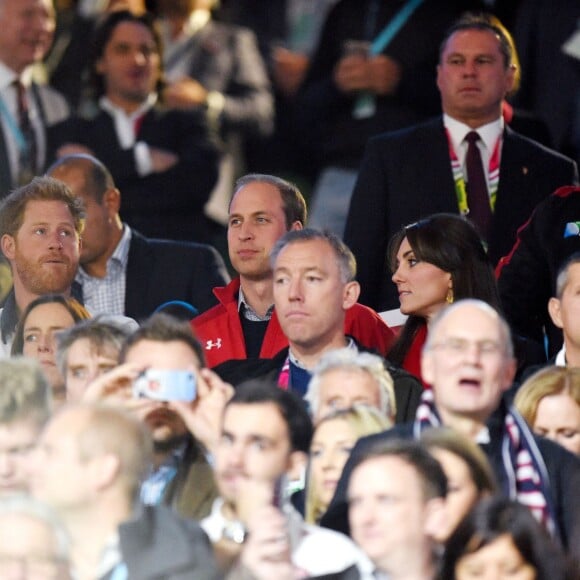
left=192, top=173, right=394, bottom=367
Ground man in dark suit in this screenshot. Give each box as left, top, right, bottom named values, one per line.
left=47, top=154, right=229, bottom=321
left=49, top=10, right=220, bottom=243
left=0, top=0, right=70, bottom=198
left=344, top=14, right=578, bottom=311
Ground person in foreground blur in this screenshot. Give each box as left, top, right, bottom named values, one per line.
left=440, top=496, right=575, bottom=580
left=305, top=348, right=396, bottom=423
left=515, top=366, right=580, bottom=456
left=0, top=495, right=72, bottom=580
left=421, top=427, right=496, bottom=542
left=0, top=176, right=84, bottom=354
left=11, top=294, right=90, bottom=403
left=309, top=439, right=447, bottom=580
left=306, top=405, right=391, bottom=525
left=31, top=404, right=219, bottom=580
left=0, top=358, right=51, bottom=497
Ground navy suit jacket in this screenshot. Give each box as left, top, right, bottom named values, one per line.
left=105, top=229, right=229, bottom=322
left=344, top=117, right=579, bottom=310
left=49, top=105, right=220, bottom=241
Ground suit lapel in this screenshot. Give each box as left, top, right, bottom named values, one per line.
left=124, top=230, right=153, bottom=321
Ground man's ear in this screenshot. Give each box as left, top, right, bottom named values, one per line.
left=103, top=188, right=121, bottom=217
left=342, top=281, right=360, bottom=310
left=421, top=350, right=435, bottom=386
left=286, top=450, right=308, bottom=483
left=1, top=235, right=15, bottom=261
left=548, top=297, right=563, bottom=329
left=90, top=453, right=121, bottom=492
left=424, top=497, right=447, bottom=540
left=290, top=221, right=303, bottom=232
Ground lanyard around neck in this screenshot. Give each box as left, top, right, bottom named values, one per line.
left=0, top=90, right=28, bottom=154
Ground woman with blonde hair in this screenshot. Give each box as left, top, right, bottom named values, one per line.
left=305, top=405, right=391, bottom=524
left=515, top=366, right=580, bottom=455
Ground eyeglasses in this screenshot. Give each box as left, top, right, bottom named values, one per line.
left=429, top=338, right=504, bottom=357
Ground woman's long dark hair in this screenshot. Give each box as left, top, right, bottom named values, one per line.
left=440, top=496, right=574, bottom=580
left=387, top=214, right=501, bottom=366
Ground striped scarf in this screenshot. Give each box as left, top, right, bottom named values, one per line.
left=413, top=390, right=558, bottom=540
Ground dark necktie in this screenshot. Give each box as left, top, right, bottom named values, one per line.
left=465, top=131, right=491, bottom=239
left=14, top=80, right=38, bottom=185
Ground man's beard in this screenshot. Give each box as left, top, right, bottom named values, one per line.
left=14, top=249, right=76, bottom=295
left=153, top=432, right=188, bottom=454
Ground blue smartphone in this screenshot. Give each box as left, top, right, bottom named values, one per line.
left=133, top=369, right=197, bottom=402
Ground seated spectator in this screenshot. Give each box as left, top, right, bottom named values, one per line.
left=55, top=316, right=134, bottom=402
left=0, top=177, right=84, bottom=355
left=0, top=495, right=72, bottom=580
left=344, top=14, right=578, bottom=312
left=11, top=294, right=90, bottom=403
left=305, top=348, right=396, bottom=422
left=214, top=228, right=423, bottom=423
left=497, top=187, right=580, bottom=358
left=388, top=214, right=501, bottom=383
left=306, top=405, right=391, bottom=525
left=31, top=403, right=220, bottom=580
left=421, top=427, right=497, bottom=542
left=0, top=0, right=69, bottom=194
left=192, top=174, right=394, bottom=367
left=204, top=380, right=368, bottom=577
left=0, top=358, right=51, bottom=496
left=515, top=366, right=580, bottom=456
left=84, top=313, right=232, bottom=521
left=49, top=10, right=220, bottom=243
left=440, top=496, right=574, bottom=580
left=47, top=154, right=229, bottom=320
left=321, top=300, right=580, bottom=559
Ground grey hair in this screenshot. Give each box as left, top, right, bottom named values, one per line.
left=270, top=228, right=356, bottom=283
left=423, top=299, right=514, bottom=358
left=305, top=348, right=396, bottom=420
left=55, top=316, right=133, bottom=378
left=0, top=358, right=51, bottom=425
left=0, top=495, right=70, bottom=560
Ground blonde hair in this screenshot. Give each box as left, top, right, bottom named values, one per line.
left=514, top=366, right=580, bottom=426
left=305, top=405, right=391, bottom=524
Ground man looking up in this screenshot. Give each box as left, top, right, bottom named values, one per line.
left=0, top=176, right=83, bottom=354
left=0, top=0, right=69, bottom=194
left=47, top=154, right=229, bottom=320
left=193, top=174, right=394, bottom=368
left=321, top=300, right=580, bottom=560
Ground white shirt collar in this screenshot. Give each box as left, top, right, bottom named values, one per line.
left=443, top=114, right=504, bottom=156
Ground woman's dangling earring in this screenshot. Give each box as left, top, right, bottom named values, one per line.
left=446, top=288, right=454, bottom=304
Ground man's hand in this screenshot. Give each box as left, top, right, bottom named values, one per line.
left=271, top=47, right=309, bottom=98
left=81, top=362, right=143, bottom=404
left=334, top=54, right=401, bottom=95
left=168, top=368, right=234, bottom=453
left=149, top=147, right=179, bottom=173
left=163, top=77, right=209, bottom=109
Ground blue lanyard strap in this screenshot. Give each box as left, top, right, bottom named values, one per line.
left=0, top=92, right=28, bottom=153
left=110, top=562, right=129, bottom=580
left=370, top=0, right=425, bottom=56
